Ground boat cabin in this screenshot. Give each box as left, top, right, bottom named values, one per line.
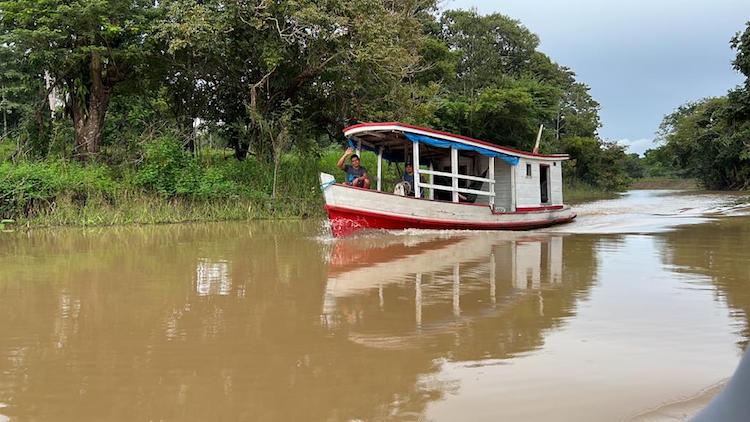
left=343, top=123, right=569, bottom=213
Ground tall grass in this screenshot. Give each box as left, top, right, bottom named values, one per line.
left=1, top=137, right=331, bottom=227
left=563, top=181, right=621, bottom=204
left=26, top=192, right=318, bottom=227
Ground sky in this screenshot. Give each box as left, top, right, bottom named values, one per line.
left=447, top=0, right=748, bottom=155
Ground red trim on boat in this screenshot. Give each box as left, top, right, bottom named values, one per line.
left=343, top=122, right=569, bottom=160
left=325, top=204, right=576, bottom=237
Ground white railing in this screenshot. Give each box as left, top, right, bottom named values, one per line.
left=417, top=163, right=496, bottom=199
left=419, top=183, right=495, bottom=197
left=419, top=169, right=495, bottom=185
left=372, top=142, right=496, bottom=205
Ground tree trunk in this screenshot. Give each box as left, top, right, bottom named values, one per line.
left=272, top=158, right=279, bottom=199
left=70, top=53, right=110, bottom=160
left=2, top=88, right=6, bottom=139
left=228, top=126, right=249, bottom=160
left=232, top=142, right=249, bottom=160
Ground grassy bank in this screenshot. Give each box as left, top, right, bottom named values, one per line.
left=2, top=137, right=633, bottom=228
left=19, top=193, right=320, bottom=227
left=0, top=140, right=405, bottom=228
left=563, top=181, right=621, bottom=204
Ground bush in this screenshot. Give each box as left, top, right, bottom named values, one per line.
left=135, top=135, right=194, bottom=196
left=136, top=136, right=282, bottom=200
left=0, top=160, right=117, bottom=218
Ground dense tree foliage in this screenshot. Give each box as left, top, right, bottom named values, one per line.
left=651, top=21, right=750, bottom=190
left=0, top=0, right=162, bottom=158
left=1, top=1, right=660, bottom=219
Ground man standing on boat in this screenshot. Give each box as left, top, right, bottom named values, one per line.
left=337, top=147, right=371, bottom=188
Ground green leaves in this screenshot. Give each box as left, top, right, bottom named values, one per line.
left=731, top=22, right=750, bottom=82
left=657, top=95, right=750, bottom=190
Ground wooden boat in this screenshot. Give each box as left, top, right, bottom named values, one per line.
left=320, top=122, right=576, bottom=237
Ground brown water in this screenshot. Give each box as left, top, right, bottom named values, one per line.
left=1, top=190, right=749, bottom=421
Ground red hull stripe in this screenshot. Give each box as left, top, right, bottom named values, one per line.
left=325, top=204, right=576, bottom=237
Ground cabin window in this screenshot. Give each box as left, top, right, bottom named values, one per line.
left=525, top=164, right=532, bottom=177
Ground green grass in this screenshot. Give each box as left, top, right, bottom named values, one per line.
left=19, top=192, right=323, bottom=228
left=563, top=181, right=621, bottom=204
left=629, top=177, right=698, bottom=190
left=1, top=142, right=329, bottom=228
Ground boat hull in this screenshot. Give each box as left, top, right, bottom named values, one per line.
left=321, top=173, right=576, bottom=237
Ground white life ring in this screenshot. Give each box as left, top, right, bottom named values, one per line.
left=394, top=181, right=411, bottom=196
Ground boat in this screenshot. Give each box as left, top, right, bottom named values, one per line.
left=320, top=122, right=576, bottom=237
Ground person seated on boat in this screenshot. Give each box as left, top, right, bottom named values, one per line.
left=401, top=163, right=416, bottom=196
left=337, top=147, right=371, bottom=188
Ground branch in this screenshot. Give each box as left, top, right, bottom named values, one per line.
left=285, top=51, right=344, bottom=98
left=249, top=67, right=276, bottom=112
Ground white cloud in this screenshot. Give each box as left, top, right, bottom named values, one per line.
left=616, top=138, right=655, bottom=156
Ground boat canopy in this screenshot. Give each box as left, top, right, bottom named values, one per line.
left=402, top=132, right=519, bottom=166
left=343, top=122, right=569, bottom=164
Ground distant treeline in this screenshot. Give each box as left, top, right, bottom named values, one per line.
left=640, top=22, right=750, bottom=190
left=0, top=2, right=746, bottom=222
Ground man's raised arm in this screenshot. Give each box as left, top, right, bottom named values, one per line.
left=337, top=147, right=354, bottom=170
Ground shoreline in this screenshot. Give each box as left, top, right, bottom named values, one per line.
left=628, top=380, right=727, bottom=421
left=1, top=194, right=323, bottom=231
left=630, top=178, right=699, bottom=190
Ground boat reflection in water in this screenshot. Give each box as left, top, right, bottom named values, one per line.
left=322, top=232, right=595, bottom=359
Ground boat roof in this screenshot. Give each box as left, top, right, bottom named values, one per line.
left=343, top=122, right=569, bottom=161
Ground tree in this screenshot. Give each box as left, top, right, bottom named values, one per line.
left=731, top=21, right=750, bottom=85
left=414, top=8, right=619, bottom=188
left=439, top=10, right=539, bottom=95
left=0, top=0, right=161, bottom=159
left=623, top=153, right=645, bottom=179
left=157, top=0, right=435, bottom=160
left=425, top=79, right=558, bottom=149
left=0, top=45, right=31, bottom=139
left=641, top=147, right=678, bottom=178
left=657, top=97, right=750, bottom=189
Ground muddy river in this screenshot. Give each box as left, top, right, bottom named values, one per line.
left=1, top=190, right=749, bottom=421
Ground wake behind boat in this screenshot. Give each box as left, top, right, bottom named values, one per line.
left=321, top=122, right=576, bottom=237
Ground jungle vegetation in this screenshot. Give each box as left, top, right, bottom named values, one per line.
left=0, top=1, right=746, bottom=224
left=644, top=21, right=750, bottom=190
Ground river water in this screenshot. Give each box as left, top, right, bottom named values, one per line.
left=1, top=190, right=749, bottom=421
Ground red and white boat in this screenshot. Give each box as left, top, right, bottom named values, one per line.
left=321, top=122, right=576, bottom=237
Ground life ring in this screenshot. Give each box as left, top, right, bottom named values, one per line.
left=394, top=181, right=411, bottom=196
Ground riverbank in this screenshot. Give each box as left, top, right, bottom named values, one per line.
left=629, top=381, right=726, bottom=421
left=630, top=177, right=699, bottom=190
left=1, top=143, right=653, bottom=228
left=563, top=182, right=621, bottom=204
left=14, top=193, right=321, bottom=228
left=1, top=143, right=335, bottom=228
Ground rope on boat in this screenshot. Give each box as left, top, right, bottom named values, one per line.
left=320, top=180, right=336, bottom=190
